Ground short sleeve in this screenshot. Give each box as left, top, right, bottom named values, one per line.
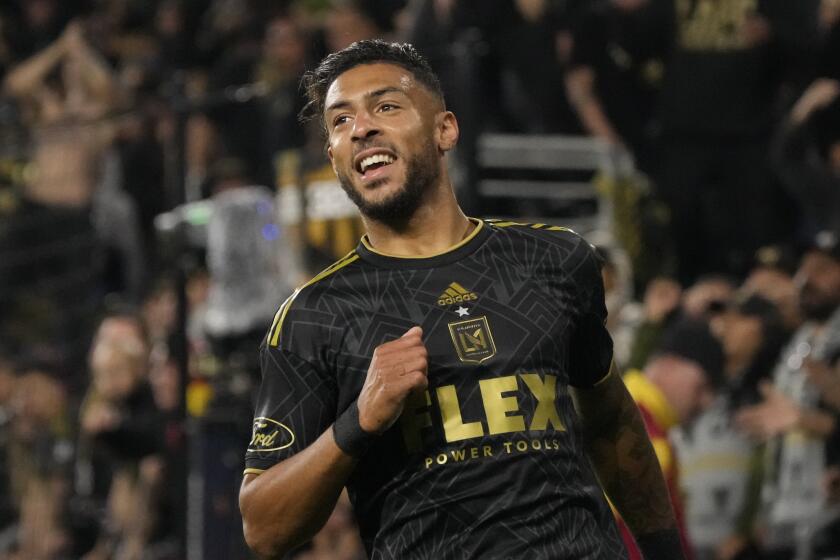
left=244, top=343, right=338, bottom=473
left=567, top=241, right=614, bottom=388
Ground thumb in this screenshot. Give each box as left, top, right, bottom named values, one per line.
left=401, top=326, right=422, bottom=338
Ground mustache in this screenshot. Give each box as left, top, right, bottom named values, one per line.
left=352, top=140, right=399, bottom=160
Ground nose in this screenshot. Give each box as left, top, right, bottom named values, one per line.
left=351, top=110, right=380, bottom=142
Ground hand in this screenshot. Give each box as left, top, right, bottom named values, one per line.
left=81, top=401, right=120, bottom=434
left=357, top=326, right=428, bottom=434
left=791, top=78, right=840, bottom=124
left=735, top=382, right=801, bottom=441
left=643, top=277, right=682, bottom=323
left=61, top=20, right=87, bottom=54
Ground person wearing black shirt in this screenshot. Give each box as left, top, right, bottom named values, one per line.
left=239, top=40, right=684, bottom=560
left=656, top=0, right=807, bottom=284
left=566, top=0, right=670, bottom=173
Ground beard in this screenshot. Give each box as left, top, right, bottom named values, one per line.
left=337, top=141, right=440, bottom=225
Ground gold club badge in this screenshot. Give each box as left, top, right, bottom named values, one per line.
left=448, top=316, right=496, bottom=364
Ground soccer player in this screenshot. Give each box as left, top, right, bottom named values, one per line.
left=239, top=40, right=684, bottom=560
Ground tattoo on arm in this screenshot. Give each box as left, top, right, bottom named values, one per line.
left=572, top=363, right=677, bottom=535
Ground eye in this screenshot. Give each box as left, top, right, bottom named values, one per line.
left=333, top=115, right=350, bottom=127
left=379, top=103, right=398, bottom=112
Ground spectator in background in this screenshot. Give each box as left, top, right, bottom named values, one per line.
left=674, top=295, right=785, bottom=560
left=3, top=364, right=72, bottom=560
left=656, top=0, right=806, bottom=283
left=736, top=231, right=840, bottom=559
left=773, top=78, right=840, bottom=239
left=623, top=275, right=682, bottom=370
left=742, top=245, right=801, bottom=333
left=620, top=318, right=726, bottom=559
left=76, top=312, right=164, bottom=560
left=566, top=0, right=669, bottom=173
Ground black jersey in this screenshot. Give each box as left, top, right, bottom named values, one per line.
left=244, top=219, right=628, bottom=559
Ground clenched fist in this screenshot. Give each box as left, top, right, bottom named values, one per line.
left=357, top=326, right=428, bottom=434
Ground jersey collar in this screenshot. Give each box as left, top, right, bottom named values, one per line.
left=356, top=218, right=490, bottom=269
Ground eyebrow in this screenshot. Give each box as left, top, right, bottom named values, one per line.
left=325, top=86, right=407, bottom=113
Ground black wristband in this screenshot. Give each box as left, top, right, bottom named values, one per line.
left=635, top=528, right=686, bottom=560
left=333, top=400, right=378, bottom=457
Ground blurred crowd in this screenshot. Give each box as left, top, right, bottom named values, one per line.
left=0, top=0, right=838, bottom=559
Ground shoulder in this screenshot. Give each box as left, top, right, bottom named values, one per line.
left=265, top=250, right=362, bottom=351
left=485, top=219, right=599, bottom=259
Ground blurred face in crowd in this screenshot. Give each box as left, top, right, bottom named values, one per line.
left=743, top=267, right=800, bottom=329
left=325, top=6, right=380, bottom=53
left=11, top=371, right=64, bottom=440
left=326, top=63, right=457, bottom=223
left=648, top=355, right=715, bottom=424
left=91, top=343, right=144, bottom=401
left=682, top=276, right=735, bottom=318
left=714, top=310, right=763, bottom=375
left=796, top=251, right=840, bottom=321
left=263, top=18, right=306, bottom=72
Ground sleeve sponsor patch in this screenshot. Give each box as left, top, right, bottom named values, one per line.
left=248, top=417, right=296, bottom=453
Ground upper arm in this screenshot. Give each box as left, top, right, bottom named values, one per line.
left=571, top=362, right=632, bottom=436
left=244, top=344, right=338, bottom=474
left=566, top=238, right=614, bottom=389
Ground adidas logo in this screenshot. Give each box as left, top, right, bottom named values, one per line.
left=437, top=282, right=478, bottom=306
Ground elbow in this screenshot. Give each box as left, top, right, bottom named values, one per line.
left=241, top=517, right=291, bottom=560
left=239, top=483, right=294, bottom=559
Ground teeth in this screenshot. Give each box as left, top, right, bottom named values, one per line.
left=360, top=153, right=395, bottom=172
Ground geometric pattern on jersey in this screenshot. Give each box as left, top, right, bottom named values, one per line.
left=245, top=218, right=629, bottom=559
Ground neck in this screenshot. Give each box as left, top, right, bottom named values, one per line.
left=362, top=175, right=472, bottom=257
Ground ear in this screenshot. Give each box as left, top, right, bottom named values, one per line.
left=327, top=144, right=338, bottom=175
left=436, top=111, right=459, bottom=153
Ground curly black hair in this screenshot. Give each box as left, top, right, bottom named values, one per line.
left=300, top=39, right=444, bottom=132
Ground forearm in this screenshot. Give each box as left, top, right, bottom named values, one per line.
left=573, top=367, right=682, bottom=556
left=3, top=42, right=64, bottom=97
left=69, top=42, right=117, bottom=103
left=565, top=67, right=622, bottom=145
left=239, top=427, right=356, bottom=559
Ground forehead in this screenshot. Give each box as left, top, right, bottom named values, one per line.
left=325, top=63, right=419, bottom=107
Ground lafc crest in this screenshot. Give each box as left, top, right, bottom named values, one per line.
left=448, top=316, right=496, bottom=364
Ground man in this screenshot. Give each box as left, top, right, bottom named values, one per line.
left=736, top=231, right=840, bottom=559
left=621, top=318, right=725, bottom=559
left=239, top=40, right=684, bottom=559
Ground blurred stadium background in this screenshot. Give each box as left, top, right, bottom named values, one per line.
left=0, top=0, right=839, bottom=559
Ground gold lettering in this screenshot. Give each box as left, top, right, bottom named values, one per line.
left=479, top=376, right=526, bottom=435
left=531, top=439, right=542, bottom=450
left=400, top=390, right=433, bottom=452
left=516, top=440, right=528, bottom=452
left=436, top=453, right=448, bottom=465
left=483, top=445, right=494, bottom=457
left=250, top=430, right=279, bottom=447
left=424, top=457, right=434, bottom=469
left=552, top=439, right=561, bottom=450
left=503, top=442, right=513, bottom=454
left=451, top=448, right=467, bottom=461
left=436, top=385, right=484, bottom=442
left=470, top=447, right=479, bottom=459
left=520, top=374, right=565, bottom=432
